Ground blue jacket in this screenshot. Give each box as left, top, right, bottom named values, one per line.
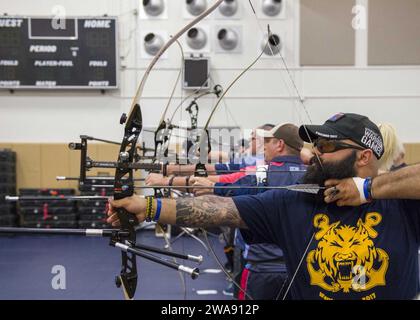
left=214, top=156, right=306, bottom=197
left=217, top=155, right=307, bottom=272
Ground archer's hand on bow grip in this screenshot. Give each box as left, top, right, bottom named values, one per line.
left=107, top=196, right=146, bottom=227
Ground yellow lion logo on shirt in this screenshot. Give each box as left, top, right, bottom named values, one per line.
left=307, top=212, right=389, bottom=293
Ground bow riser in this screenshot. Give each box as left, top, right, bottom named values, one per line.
left=112, top=104, right=143, bottom=300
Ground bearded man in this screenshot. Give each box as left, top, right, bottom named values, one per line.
left=108, top=113, right=420, bottom=300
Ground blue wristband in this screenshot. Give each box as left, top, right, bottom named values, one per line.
left=153, top=198, right=162, bottom=222
left=363, top=177, right=372, bottom=201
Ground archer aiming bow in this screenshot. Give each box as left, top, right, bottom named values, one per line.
left=0, top=0, right=227, bottom=300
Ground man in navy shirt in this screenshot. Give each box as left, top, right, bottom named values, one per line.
left=192, top=123, right=307, bottom=300
left=108, top=113, right=420, bottom=300
left=231, top=124, right=307, bottom=300
left=192, top=123, right=306, bottom=197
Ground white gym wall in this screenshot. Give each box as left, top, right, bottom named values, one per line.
left=0, top=0, right=419, bottom=143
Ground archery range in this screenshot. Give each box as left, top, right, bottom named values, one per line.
left=1, top=0, right=420, bottom=301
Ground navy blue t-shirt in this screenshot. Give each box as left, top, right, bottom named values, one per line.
left=233, top=190, right=420, bottom=300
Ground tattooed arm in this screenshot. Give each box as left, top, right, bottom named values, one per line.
left=107, top=195, right=247, bottom=229
left=175, top=196, right=247, bottom=229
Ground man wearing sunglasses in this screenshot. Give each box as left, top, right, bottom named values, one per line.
left=108, top=113, right=420, bottom=300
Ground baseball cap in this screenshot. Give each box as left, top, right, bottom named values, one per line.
left=298, top=113, right=384, bottom=159
left=263, top=123, right=304, bottom=152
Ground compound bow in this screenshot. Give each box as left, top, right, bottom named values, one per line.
left=0, top=0, right=226, bottom=300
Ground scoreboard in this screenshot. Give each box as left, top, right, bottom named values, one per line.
left=0, top=16, right=118, bottom=89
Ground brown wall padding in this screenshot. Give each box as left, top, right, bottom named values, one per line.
left=300, top=0, right=355, bottom=66
left=0, top=143, right=141, bottom=191
left=369, top=0, right=420, bottom=65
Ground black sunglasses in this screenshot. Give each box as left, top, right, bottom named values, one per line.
left=314, top=138, right=365, bottom=154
